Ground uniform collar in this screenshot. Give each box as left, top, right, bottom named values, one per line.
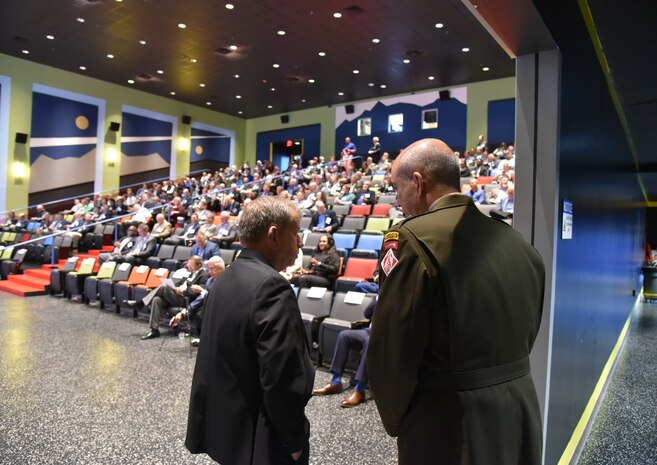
left=428, top=192, right=473, bottom=212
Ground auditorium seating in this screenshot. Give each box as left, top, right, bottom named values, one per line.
left=64, top=257, right=97, bottom=299
left=49, top=256, right=80, bottom=295
left=84, top=261, right=117, bottom=305
left=98, top=262, right=133, bottom=311
left=297, top=287, right=333, bottom=362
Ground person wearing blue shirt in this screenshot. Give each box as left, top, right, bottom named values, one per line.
left=465, top=178, right=486, bottom=204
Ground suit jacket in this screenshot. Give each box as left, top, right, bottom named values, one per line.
left=182, top=268, right=210, bottom=301
left=191, top=241, right=220, bottom=260
left=309, top=210, right=339, bottom=233
left=151, top=220, right=172, bottom=240
left=210, top=222, right=238, bottom=248
left=128, top=234, right=157, bottom=264
left=186, top=249, right=315, bottom=465
left=368, top=194, right=545, bottom=465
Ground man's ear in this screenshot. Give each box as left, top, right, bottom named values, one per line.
left=267, top=225, right=278, bottom=244
left=411, top=171, right=425, bottom=196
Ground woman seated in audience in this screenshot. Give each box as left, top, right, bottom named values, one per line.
left=291, top=234, right=340, bottom=288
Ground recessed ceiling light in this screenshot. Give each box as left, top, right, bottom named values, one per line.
left=199, top=83, right=206, bottom=87
left=482, top=66, right=490, bottom=71
left=236, top=95, right=242, bottom=99
left=267, top=105, right=273, bottom=109
left=178, top=23, right=187, bottom=29
left=277, top=30, right=286, bottom=36
left=333, top=12, right=342, bottom=18
left=77, top=17, right=85, bottom=23
left=157, top=69, right=164, bottom=74
left=115, top=0, right=123, bottom=2
left=403, top=59, right=410, bottom=64
left=190, top=58, right=197, bottom=63
left=308, top=79, right=315, bottom=83
left=22, top=50, right=29, bottom=55
left=128, top=79, right=134, bottom=84
left=338, top=92, right=344, bottom=96
left=206, top=102, right=212, bottom=106
left=428, top=76, right=435, bottom=80
left=270, top=87, right=276, bottom=91
left=301, top=99, right=306, bottom=103
left=353, top=70, right=359, bottom=74
left=368, top=82, right=375, bottom=87
left=380, top=84, right=386, bottom=88
left=372, top=38, right=380, bottom=44
left=170, top=91, right=176, bottom=95
left=139, top=40, right=147, bottom=45
left=46, top=35, right=54, bottom=40
left=272, top=63, right=280, bottom=68
left=225, top=3, right=235, bottom=9
left=79, top=66, right=86, bottom=71
left=229, top=45, right=238, bottom=50
left=435, top=23, right=444, bottom=28
left=462, top=47, right=470, bottom=52
left=234, top=74, right=240, bottom=78
left=318, top=52, right=326, bottom=57
left=238, top=110, right=243, bottom=115
left=107, top=54, right=114, bottom=59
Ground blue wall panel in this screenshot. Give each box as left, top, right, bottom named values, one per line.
left=31, top=92, right=98, bottom=138
left=191, top=127, right=230, bottom=163
left=487, top=98, right=515, bottom=145
left=255, top=124, right=321, bottom=165
left=335, top=98, right=467, bottom=156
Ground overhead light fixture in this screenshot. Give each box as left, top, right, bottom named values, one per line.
left=318, top=52, right=326, bottom=57
left=368, top=82, right=375, bottom=87
left=403, top=59, right=410, bottom=64
left=178, top=23, right=187, bottom=29
left=353, top=70, right=359, bottom=74
left=267, top=105, right=273, bottom=109
left=229, top=45, right=237, bottom=50
left=301, top=99, right=306, bottom=103
left=128, top=79, right=134, bottom=84
left=428, top=76, right=435, bottom=80
left=234, top=74, right=240, bottom=78
left=482, top=66, right=490, bottom=71
left=308, top=79, right=315, bottom=83
left=77, top=17, right=85, bottom=23
left=139, top=40, right=147, bottom=45
left=170, top=91, right=176, bottom=95
left=225, top=3, right=235, bottom=9
left=79, top=66, right=87, bottom=71
left=157, top=69, right=164, bottom=74
left=380, top=84, right=387, bottom=88
left=238, top=110, right=243, bottom=114
left=338, top=92, right=344, bottom=96
left=46, top=35, right=54, bottom=40
left=236, top=95, right=242, bottom=99
left=435, top=23, right=444, bottom=28
left=190, top=58, right=197, bottom=63
left=333, top=12, right=342, bottom=18
left=22, top=50, right=29, bottom=55
left=270, top=87, right=276, bottom=91
left=199, top=83, right=206, bottom=87
left=462, top=47, right=470, bottom=52
left=372, top=38, right=380, bottom=44
left=206, top=102, right=212, bottom=106
left=107, top=54, right=114, bottom=59
left=277, top=30, right=286, bottom=36
left=272, top=63, right=280, bottom=68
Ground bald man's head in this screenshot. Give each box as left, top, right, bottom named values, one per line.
left=394, top=139, right=460, bottom=191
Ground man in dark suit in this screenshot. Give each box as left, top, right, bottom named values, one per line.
left=191, top=232, right=220, bottom=260
left=309, top=200, right=339, bottom=233
left=209, top=211, right=238, bottom=248
left=186, top=196, right=314, bottom=465
left=165, top=213, right=201, bottom=246
left=354, top=180, right=376, bottom=206
left=124, top=223, right=157, bottom=265
left=127, top=255, right=209, bottom=340
left=368, top=139, right=545, bottom=465
left=98, top=225, right=137, bottom=264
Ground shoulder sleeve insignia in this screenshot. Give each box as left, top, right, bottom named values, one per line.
left=384, top=231, right=399, bottom=242
left=381, top=248, right=399, bottom=276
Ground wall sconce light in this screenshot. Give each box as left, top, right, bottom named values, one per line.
left=107, top=148, right=118, bottom=167
left=177, top=137, right=190, bottom=152
left=13, top=161, right=27, bottom=180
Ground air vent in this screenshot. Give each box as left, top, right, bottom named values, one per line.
left=214, top=47, right=232, bottom=55
left=406, top=50, right=423, bottom=57
left=137, top=74, right=154, bottom=81
left=286, top=76, right=302, bottom=83
left=344, top=5, right=364, bottom=14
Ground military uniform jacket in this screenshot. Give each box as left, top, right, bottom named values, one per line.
left=368, top=194, right=545, bottom=465
left=186, top=249, right=315, bottom=465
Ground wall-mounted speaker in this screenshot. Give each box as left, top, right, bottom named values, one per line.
left=182, top=115, right=192, bottom=125
left=109, top=121, right=121, bottom=132
left=281, top=115, right=290, bottom=124
left=345, top=104, right=355, bottom=114
left=15, top=133, right=28, bottom=144
left=439, top=90, right=451, bottom=101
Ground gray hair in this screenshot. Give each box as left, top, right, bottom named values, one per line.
left=396, top=139, right=460, bottom=191
left=206, top=255, right=225, bottom=269
left=238, top=196, right=299, bottom=245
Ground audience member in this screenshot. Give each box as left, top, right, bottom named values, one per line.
left=208, top=211, right=237, bottom=248
left=464, top=178, right=485, bottom=204
left=124, top=223, right=156, bottom=265
left=191, top=232, right=220, bottom=260
left=291, top=234, right=340, bottom=288
left=309, top=201, right=338, bottom=233
left=98, top=225, right=138, bottom=264
left=150, top=213, right=172, bottom=241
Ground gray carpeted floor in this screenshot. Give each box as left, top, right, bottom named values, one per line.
left=0, top=293, right=396, bottom=465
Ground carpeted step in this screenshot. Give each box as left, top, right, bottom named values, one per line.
left=0, top=281, right=48, bottom=296
left=25, top=268, right=53, bottom=281
left=8, top=273, right=50, bottom=289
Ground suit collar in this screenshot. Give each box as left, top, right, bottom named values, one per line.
left=238, top=248, right=275, bottom=269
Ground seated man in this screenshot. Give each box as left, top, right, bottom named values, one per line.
left=150, top=213, right=173, bottom=241
left=309, top=201, right=339, bottom=233
left=169, top=256, right=226, bottom=346
left=209, top=211, right=238, bottom=248
left=312, top=296, right=376, bottom=408
left=464, top=178, right=485, bottom=204
left=191, top=232, right=220, bottom=260
left=98, top=225, right=138, bottom=264
left=124, top=223, right=157, bottom=265
left=125, top=255, right=209, bottom=340
left=165, top=213, right=200, bottom=246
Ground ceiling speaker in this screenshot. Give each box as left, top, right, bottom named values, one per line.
left=182, top=115, right=192, bottom=125
left=345, top=104, right=355, bottom=114
left=281, top=115, right=290, bottom=124
left=439, top=90, right=451, bottom=101
left=15, top=133, right=28, bottom=144
left=109, top=121, right=121, bottom=132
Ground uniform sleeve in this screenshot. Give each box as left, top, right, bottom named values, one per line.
left=367, top=226, right=431, bottom=437
left=253, top=276, right=314, bottom=452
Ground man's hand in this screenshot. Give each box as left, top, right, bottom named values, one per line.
left=189, top=284, right=203, bottom=294
left=174, top=287, right=184, bottom=295
left=169, top=312, right=183, bottom=327
left=291, top=450, right=302, bottom=461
